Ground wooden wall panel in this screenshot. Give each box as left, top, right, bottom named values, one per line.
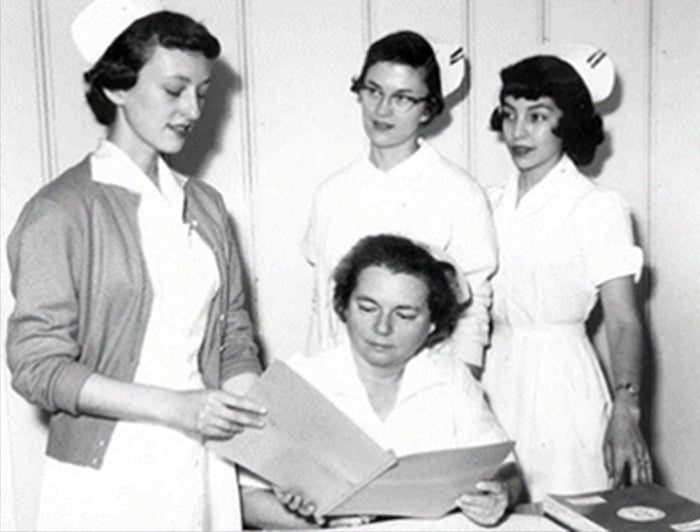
left=549, top=0, right=651, bottom=247
left=471, top=0, right=541, bottom=188
left=246, top=0, right=366, bottom=361
left=1, top=2, right=61, bottom=529
left=44, top=0, right=102, bottom=175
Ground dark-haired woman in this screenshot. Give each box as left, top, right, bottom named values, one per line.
left=303, top=31, right=497, bottom=377
left=243, top=235, right=522, bottom=529
left=6, top=1, right=264, bottom=529
left=482, top=44, right=652, bottom=502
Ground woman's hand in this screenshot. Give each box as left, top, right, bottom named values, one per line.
left=271, top=486, right=317, bottom=520
left=170, top=389, right=266, bottom=439
left=604, top=400, right=653, bottom=487
left=456, top=480, right=508, bottom=526
left=324, top=515, right=375, bottom=528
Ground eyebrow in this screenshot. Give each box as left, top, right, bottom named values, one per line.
left=363, top=78, right=420, bottom=95
left=355, top=294, right=423, bottom=311
left=165, top=75, right=212, bottom=86
left=504, top=101, right=556, bottom=112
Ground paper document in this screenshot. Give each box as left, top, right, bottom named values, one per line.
left=207, top=361, right=397, bottom=516
left=328, top=441, right=515, bottom=518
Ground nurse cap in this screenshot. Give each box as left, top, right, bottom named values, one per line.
left=72, top=0, right=165, bottom=65
left=427, top=37, right=467, bottom=98
left=545, top=42, right=615, bottom=104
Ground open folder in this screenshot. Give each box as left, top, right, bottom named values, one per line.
left=328, top=441, right=514, bottom=518
left=207, top=361, right=397, bottom=516
left=207, top=360, right=514, bottom=519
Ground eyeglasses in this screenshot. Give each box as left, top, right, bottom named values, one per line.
left=357, top=83, right=430, bottom=113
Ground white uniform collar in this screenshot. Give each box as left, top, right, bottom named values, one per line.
left=328, top=340, right=449, bottom=404
left=362, top=138, right=438, bottom=180
left=91, top=140, right=187, bottom=207
left=503, top=155, right=584, bottom=216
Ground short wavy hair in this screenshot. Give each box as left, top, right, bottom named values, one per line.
left=333, top=234, right=466, bottom=348
left=84, top=11, right=220, bottom=125
left=350, top=31, right=444, bottom=124
left=490, top=55, right=604, bottom=166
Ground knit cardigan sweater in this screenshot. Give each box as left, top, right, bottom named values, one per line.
left=6, top=156, right=262, bottom=468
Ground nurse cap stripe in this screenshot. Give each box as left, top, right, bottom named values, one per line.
left=587, top=50, right=607, bottom=68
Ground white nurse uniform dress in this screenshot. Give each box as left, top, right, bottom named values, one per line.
left=482, top=155, right=642, bottom=502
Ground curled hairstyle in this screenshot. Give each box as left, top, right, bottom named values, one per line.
left=84, top=11, right=220, bottom=125
left=490, top=55, right=604, bottom=166
left=350, top=31, right=444, bottom=124
left=333, top=234, right=466, bottom=348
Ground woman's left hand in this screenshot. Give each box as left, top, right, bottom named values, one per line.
left=604, top=401, right=653, bottom=487
left=456, top=480, right=508, bottom=526
left=272, top=486, right=317, bottom=521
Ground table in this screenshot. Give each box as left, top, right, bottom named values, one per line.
left=340, top=511, right=565, bottom=531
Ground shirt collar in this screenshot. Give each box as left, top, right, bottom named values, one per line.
left=329, top=341, right=448, bottom=404
left=503, top=154, right=580, bottom=216
left=360, top=138, right=437, bottom=181
left=91, top=140, right=186, bottom=208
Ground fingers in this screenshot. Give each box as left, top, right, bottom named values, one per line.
left=219, top=393, right=267, bottom=416
left=203, top=417, right=243, bottom=439
left=630, top=447, right=653, bottom=485
left=456, top=482, right=507, bottom=526
left=209, top=392, right=266, bottom=429
left=273, top=487, right=316, bottom=518
left=612, top=447, right=628, bottom=488
left=326, top=515, right=374, bottom=528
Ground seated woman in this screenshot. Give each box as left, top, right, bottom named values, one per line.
left=242, top=234, right=523, bottom=529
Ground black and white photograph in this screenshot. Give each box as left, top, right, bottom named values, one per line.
left=1, top=1, right=698, bottom=530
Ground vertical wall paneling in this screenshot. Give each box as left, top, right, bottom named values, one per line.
left=369, top=0, right=470, bottom=168
left=237, top=0, right=257, bottom=269
left=247, top=0, right=366, bottom=361
left=31, top=0, right=58, bottom=183
left=1, top=2, right=56, bottom=529
left=539, top=0, right=551, bottom=43
left=44, top=0, right=104, bottom=172
left=649, top=0, right=700, bottom=501
left=471, top=0, right=541, bottom=189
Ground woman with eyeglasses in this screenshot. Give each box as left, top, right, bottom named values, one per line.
left=303, top=31, right=497, bottom=378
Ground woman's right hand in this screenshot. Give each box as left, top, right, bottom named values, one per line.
left=170, top=389, right=266, bottom=439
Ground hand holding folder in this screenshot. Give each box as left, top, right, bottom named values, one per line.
left=208, top=361, right=514, bottom=519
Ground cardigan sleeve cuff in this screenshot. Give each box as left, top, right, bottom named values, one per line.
left=220, top=353, right=263, bottom=384
left=51, top=362, right=95, bottom=415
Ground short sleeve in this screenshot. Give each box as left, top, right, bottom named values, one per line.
left=573, top=188, right=643, bottom=287
left=238, top=466, right=272, bottom=490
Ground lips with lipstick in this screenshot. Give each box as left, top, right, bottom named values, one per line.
left=366, top=339, right=395, bottom=352
left=509, top=145, right=534, bottom=157
left=371, top=119, right=394, bottom=132
left=168, top=123, right=193, bottom=137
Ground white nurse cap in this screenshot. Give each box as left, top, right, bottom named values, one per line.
left=428, top=38, right=467, bottom=98
left=72, top=0, right=165, bottom=65
left=545, top=42, right=615, bottom=104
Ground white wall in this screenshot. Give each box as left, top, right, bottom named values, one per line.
left=1, top=1, right=699, bottom=529
left=648, top=0, right=700, bottom=500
